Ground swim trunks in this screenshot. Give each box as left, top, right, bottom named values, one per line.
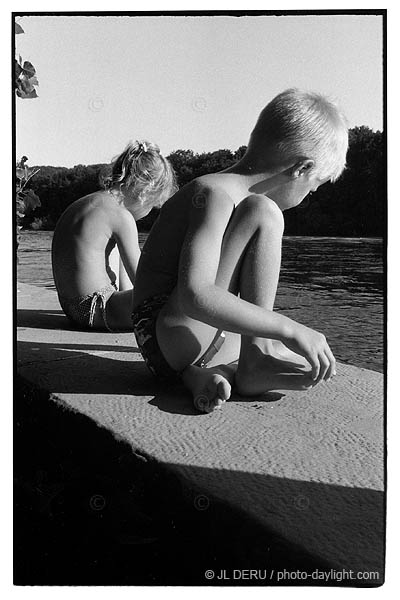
left=58, top=282, right=117, bottom=332
left=132, top=294, right=226, bottom=383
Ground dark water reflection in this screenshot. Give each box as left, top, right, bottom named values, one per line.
left=277, top=237, right=384, bottom=373
left=17, top=232, right=384, bottom=373
left=280, top=237, right=383, bottom=293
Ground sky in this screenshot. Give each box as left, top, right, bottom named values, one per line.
left=15, top=13, right=384, bottom=168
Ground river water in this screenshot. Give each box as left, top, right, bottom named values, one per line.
left=17, top=231, right=384, bottom=373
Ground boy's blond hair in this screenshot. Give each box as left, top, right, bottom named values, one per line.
left=248, top=88, right=349, bottom=182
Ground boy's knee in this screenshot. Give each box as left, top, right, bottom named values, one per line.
left=239, top=194, right=284, bottom=232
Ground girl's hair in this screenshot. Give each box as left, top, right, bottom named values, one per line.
left=248, top=89, right=349, bottom=182
left=102, top=140, right=178, bottom=207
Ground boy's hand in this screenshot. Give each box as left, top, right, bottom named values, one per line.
left=283, top=323, right=336, bottom=384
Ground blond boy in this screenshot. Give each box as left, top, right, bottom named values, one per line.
left=132, top=89, right=348, bottom=412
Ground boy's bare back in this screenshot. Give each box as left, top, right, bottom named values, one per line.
left=133, top=173, right=248, bottom=308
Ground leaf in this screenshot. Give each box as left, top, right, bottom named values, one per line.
left=16, top=86, right=38, bottom=99
left=23, top=88, right=38, bottom=99
left=23, top=189, right=41, bottom=212
left=15, top=23, right=24, bottom=34
left=22, top=61, right=36, bottom=77
left=18, top=76, right=35, bottom=94
left=15, top=59, right=39, bottom=98
left=16, top=72, right=40, bottom=97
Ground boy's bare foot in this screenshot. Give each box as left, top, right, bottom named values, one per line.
left=181, top=364, right=234, bottom=414
left=235, top=349, right=318, bottom=397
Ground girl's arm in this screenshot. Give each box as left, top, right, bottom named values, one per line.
left=114, top=212, right=141, bottom=287
left=118, top=258, right=132, bottom=291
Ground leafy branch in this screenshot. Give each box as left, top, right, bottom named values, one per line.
left=15, top=21, right=39, bottom=99
left=16, top=157, right=41, bottom=227
left=15, top=21, right=41, bottom=244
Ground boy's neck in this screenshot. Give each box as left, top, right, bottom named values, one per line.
left=224, top=156, right=289, bottom=198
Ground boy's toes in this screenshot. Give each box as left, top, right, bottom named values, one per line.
left=193, top=372, right=232, bottom=413
left=211, top=396, right=226, bottom=411
left=216, top=378, right=231, bottom=401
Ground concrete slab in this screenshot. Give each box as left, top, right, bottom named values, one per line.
left=16, top=282, right=385, bottom=583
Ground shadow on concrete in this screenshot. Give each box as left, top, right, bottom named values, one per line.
left=17, top=340, right=160, bottom=397
left=148, top=390, right=285, bottom=415
left=148, top=393, right=202, bottom=416
left=14, top=375, right=385, bottom=586
left=17, top=308, right=137, bottom=334
left=18, top=340, right=141, bottom=355
left=17, top=308, right=72, bottom=330
left=18, top=340, right=287, bottom=414
left=233, top=391, right=286, bottom=403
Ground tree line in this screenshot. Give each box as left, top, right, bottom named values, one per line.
left=20, top=125, right=384, bottom=237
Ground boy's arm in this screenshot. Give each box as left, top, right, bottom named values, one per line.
left=178, top=188, right=290, bottom=340
left=178, top=187, right=334, bottom=380
left=114, top=212, right=140, bottom=287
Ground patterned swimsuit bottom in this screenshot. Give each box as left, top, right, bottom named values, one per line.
left=58, top=283, right=117, bottom=332
left=132, top=294, right=226, bottom=383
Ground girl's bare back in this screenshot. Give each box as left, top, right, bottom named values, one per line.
left=52, top=140, right=177, bottom=332
left=52, top=191, right=124, bottom=298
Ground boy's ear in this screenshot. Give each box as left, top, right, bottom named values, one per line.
left=291, top=159, right=315, bottom=178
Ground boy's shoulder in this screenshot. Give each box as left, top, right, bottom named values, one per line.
left=190, top=172, right=241, bottom=200
left=189, top=173, right=266, bottom=208
left=191, top=172, right=226, bottom=191
left=185, top=174, right=235, bottom=213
